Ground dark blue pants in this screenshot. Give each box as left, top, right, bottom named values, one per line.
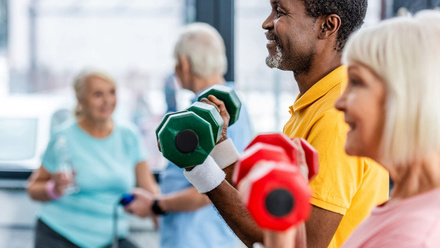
left=35, top=219, right=138, bottom=248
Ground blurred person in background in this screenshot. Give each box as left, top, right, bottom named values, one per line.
left=27, top=70, right=160, bottom=248
left=124, top=23, right=253, bottom=248
left=163, top=73, right=178, bottom=113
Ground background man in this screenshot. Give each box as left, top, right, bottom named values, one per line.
left=126, top=22, right=253, bottom=248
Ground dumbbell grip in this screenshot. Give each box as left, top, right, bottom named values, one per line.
left=263, top=228, right=296, bottom=248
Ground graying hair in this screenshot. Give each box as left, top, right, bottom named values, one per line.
left=73, top=69, right=116, bottom=117
left=173, top=22, right=227, bottom=78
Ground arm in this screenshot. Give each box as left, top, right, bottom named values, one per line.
left=26, top=165, right=71, bottom=202
left=206, top=180, right=263, bottom=247
left=135, top=161, right=160, bottom=195
left=26, top=166, right=52, bottom=201
left=158, top=186, right=211, bottom=212
left=306, top=206, right=342, bottom=248
left=223, top=164, right=237, bottom=186
left=125, top=161, right=161, bottom=217
left=126, top=184, right=211, bottom=217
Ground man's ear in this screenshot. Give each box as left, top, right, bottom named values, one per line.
left=178, top=55, right=191, bottom=74
left=318, top=14, right=341, bottom=40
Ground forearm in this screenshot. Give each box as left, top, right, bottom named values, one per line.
left=159, top=187, right=211, bottom=212
left=206, top=180, right=263, bottom=247
left=136, top=161, right=161, bottom=195
left=141, top=172, right=160, bottom=195
left=27, top=180, right=51, bottom=202
left=305, top=206, right=342, bottom=248
left=26, top=167, right=52, bottom=202
left=223, top=162, right=237, bottom=187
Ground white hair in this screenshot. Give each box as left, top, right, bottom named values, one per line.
left=73, top=69, right=116, bottom=117
left=173, top=22, right=227, bottom=78
left=343, top=10, right=440, bottom=165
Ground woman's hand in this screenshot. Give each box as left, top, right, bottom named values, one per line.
left=124, top=188, right=155, bottom=218
left=52, top=171, right=74, bottom=196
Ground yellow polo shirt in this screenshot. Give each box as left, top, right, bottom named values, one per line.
left=283, top=66, right=389, bottom=248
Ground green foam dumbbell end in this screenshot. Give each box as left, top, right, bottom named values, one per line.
left=155, top=111, right=187, bottom=151
left=187, top=102, right=224, bottom=143
left=197, top=85, right=241, bottom=126
left=155, top=110, right=187, bottom=142
left=157, top=112, right=215, bottom=168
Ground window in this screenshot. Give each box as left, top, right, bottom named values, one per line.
left=0, top=118, right=38, bottom=160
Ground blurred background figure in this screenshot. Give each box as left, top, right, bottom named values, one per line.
left=126, top=22, right=253, bottom=248
left=26, top=70, right=160, bottom=248
left=158, top=22, right=254, bottom=248
left=163, top=73, right=178, bottom=113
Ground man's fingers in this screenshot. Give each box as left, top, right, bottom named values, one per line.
left=200, top=97, right=221, bottom=112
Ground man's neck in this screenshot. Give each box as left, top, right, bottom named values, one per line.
left=294, top=52, right=342, bottom=95
left=192, top=74, right=226, bottom=94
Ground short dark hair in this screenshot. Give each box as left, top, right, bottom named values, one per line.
left=301, top=0, right=368, bottom=51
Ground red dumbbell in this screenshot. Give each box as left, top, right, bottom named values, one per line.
left=232, top=143, right=291, bottom=187
left=239, top=161, right=311, bottom=231
left=245, top=133, right=319, bottom=181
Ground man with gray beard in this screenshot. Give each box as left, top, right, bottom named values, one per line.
left=182, top=0, right=389, bottom=247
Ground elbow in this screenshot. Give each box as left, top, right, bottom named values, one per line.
left=26, top=180, right=42, bottom=201
left=25, top=182, right=37, bottom=200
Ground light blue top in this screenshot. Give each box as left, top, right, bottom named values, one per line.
left=159, top=82, right=254, bottom=248
left=39, top=121, right=147, bottom=248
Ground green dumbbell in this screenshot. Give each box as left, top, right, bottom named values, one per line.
left=155, top=110, right=187, bottom=146
left=188, top=102, right=224, bottom=143
left=197, top=84, right=241, bottom=126
left=156, top=103, right=224, bottom=168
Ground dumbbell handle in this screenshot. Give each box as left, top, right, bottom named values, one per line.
left=263, top=228, right=297, bottom=248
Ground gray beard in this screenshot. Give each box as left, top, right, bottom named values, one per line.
left=265, top=45, right=283, bottom=68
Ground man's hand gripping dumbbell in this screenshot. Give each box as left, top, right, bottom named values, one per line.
left=156, top=85, right=242, bottom=188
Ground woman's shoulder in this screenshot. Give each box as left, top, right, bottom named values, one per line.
left=50, top=121, right=77, bottom=138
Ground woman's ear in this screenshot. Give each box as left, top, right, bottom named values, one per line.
left=318, top=14, right=341, bottom=40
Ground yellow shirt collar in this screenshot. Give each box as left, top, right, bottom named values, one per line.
left=290, top=66, right=347, bottom=114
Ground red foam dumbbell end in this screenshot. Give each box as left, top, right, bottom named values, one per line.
left=239, top=162, right=312, bottom=231
left=298, top=138, right=319, bottom=180
left=245, top=133, right=298, bottom=166
left=233, top=143, right=291, bottom=186
left=246, top=133, right=319, bottom=181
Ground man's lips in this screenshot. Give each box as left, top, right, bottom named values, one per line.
left=265, top=32, right=278, bottom=45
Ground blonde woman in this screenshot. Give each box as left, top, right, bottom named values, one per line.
left=336, top=10, right=440, bottom=247
left=27, top=70, right=159, bottom=248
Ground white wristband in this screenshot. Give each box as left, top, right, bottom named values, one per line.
left=210, top=138, right=240, bottom=169
left=183, top=156, right=226, bottom=193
